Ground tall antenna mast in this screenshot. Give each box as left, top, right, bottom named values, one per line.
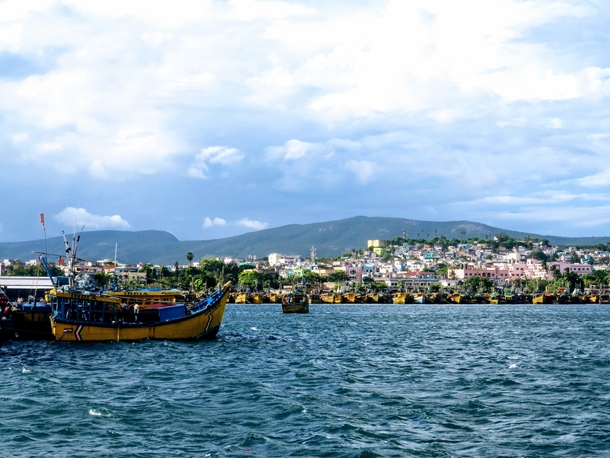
left=40, top=213, right=48, bottom=256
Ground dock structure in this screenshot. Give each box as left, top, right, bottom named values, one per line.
left=0, top=276, right=56, bottom=300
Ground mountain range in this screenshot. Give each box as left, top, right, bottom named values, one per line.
left=1, top=216, right=609, bottom=265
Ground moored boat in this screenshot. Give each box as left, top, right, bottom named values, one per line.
left=250, top=292, right=264, bottom=304
left=366, top=292, right=380, bottom=303
left=532, top=292, right=554, bottom=304
left=8, top=302, right=54, bottom=340
left=393, top=291, right=407, bottom=304
left=49, top=281, right=231, bottom=342
left=319, top=292, right=335, bottom=304
left=234, top=292, right=248, bottom=304
left=413, top=292, right=426, bottom=304
left=265, top=292, right=280, bottom=303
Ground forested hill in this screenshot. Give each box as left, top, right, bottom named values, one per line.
left=1, top=216, right=609, bottom=265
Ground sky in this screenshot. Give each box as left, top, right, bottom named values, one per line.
left=1, top=0, right=610, bottom=243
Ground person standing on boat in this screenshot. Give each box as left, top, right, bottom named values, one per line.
left=133, top=303, right=139, bottom=322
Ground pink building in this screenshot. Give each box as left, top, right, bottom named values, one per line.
left=547, top=262, right=592, bottom=276
left=452, top=259, right=591, bottom=282
left=453, top=263, right=511, bottom=280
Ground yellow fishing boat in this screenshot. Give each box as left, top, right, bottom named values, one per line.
left=393, top=292, right=407, bottom=304
left=234, top=292, right=248, bottom=304
left=49, top=282, right=231, bottom=342
left=250, top=293, right=264, bottom=304
left=344, top=292, right=362, bottom=303
left=266, top=292, right=280, bottom=303
left=532, top=292, right=554, bottom=304
left=366, top=292, right=380, bottom=303
left=319, top=293, right=335, bottom=304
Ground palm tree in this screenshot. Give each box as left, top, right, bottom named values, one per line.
left=186, top=252, right=194, bottom=266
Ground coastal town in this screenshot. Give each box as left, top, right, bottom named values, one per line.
left=1, top=232, right=608, bottom=304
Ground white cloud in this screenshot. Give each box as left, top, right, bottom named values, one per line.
left=578, top=170, right=610, bottom=187
left=236, top=218, right=268, bottom=230
left=497, top=206, right=610, bottom=227
left=469, top=192, right=610, bottom=206
left=588, top=134, right=610, bottom=141
left=223, top=0, right=314, bottom=21
left=202, top=216, right=265, bottom=231
left=255, top=0, right=602, bottom=122
left=189, top=146, right=245, bottom=179
left=11, top=132, right=28, bottom=143
left=63, top=0, right=215, bottom=27
left=203, top=217, right=227, bottom=228
left=53, top=207, right=132, bottom=230
left=265, top=139, right=330, bottom=161
left=344, top=160, right=381, bottom=184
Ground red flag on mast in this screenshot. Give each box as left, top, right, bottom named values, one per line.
left=40, top=213, right=45, bottom=229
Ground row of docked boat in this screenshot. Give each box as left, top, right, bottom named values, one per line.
left=229, top=291, right=393, bottom=304
left=392, top=290, right=609, bottom=304
left=530, top=289, right=610, bottom=304
left=240, top=289, right=610, bottom=305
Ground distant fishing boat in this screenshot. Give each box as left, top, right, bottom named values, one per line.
left=281, top=290, right=309, bottom=314
left=413, top=292, right=426, bottom=304
left=319, top=292, right=335, bottom=304
left=234, top=292, right=248, bottom=304
left=393, top=291, right=408, bottom=304
left=250, top=292, right=264, bottom=304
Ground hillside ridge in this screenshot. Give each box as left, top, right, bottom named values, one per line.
left=1, top=216, right=608, bottom=265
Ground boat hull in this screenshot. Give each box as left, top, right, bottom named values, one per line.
left=281, top=302, right=309, bottom=314
left=9, top=308, right=54, bottom=340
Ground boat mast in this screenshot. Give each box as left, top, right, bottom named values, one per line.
left=62, top=223, right=84, bottom=288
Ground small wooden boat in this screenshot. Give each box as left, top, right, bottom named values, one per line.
left=281, top=291, right=309, bottom=314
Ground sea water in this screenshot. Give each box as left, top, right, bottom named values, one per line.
left=1, top=304, right=609, bottom=457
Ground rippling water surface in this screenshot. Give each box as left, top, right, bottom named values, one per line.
left=2, top=304, right=610, bottom=457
